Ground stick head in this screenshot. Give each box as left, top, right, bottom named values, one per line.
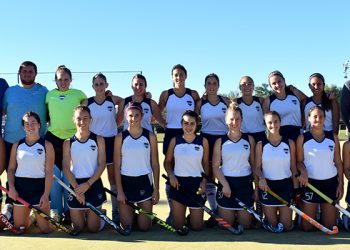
left=327, top=226, right=339, bottom=235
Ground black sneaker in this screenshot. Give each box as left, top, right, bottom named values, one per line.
left=62, top=211, right=72, bottom=225
left=205, top=216, right=217, bottom=228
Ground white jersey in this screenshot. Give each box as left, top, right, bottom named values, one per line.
left=15, top=138, right=46, bottom=178
left=269, top=90, right=301, bottom=127
left=220, top=134, right=252, bottom=177
left=200, top=96, right=228, bottom=135
left=174, top=135, right=204, bottom=177
left=304, top=97, right=333, bottom=132
left=120, top=129, right=152, bottom=176
left=165, top=88, right=195, bottom=129
left=236, top=96, right=265, bottom=133
left=88, top=96, right=117, bottom=137
left=123, top=96, right=153, bottom=132
left=303, top=131, right=337, bottom=180
left=70, top=133, right=99, bottom=178
left=261, top=137, right=292, bottom=180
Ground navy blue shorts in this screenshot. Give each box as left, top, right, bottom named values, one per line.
left=280, top=125, right=301, bottom=142
left=14, top=177, right=47, bottom=206
left=163, top=128, right=183, bottom=155
left=104, top=136, right=115, bottom=165
left=259, top=178, right=293, bottom=206
left=301, top=176, right=338, bottom=204
left=246, top=131, right=266, bottom=143
left=201, top=133, right=223, bottom=162
left=216, top=175, right=254, bottom=210
left=67, top=178, right=106, bottom=210
left=45, top=131, right=65, bottom=170
left=121, top=174, right=153, bottom=203
left=169, top=176, right=206, bottom=209
left=346, top=181, right=350, bottom=207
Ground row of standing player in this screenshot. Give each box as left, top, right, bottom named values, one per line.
left=0, top=62, right=349, bottom=233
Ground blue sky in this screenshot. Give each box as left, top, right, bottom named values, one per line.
left=0, top=1, right=349, bottom=99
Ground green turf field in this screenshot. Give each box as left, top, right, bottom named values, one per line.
left=0, top=142, right=349, bottom=250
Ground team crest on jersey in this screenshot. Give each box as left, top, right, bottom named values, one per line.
left=144, top=142, right=149, bottom=148
left=187, top=101, right=193, bottom=106
left=217, top=190, right=224, bottom=199
left=67, top=193, right=74, bottom=202
left=59, top=95, right=65, bottom=100
left=144, top=108, right=149, bottom=113
left=283, top=148, right=289, bottom=154
left=98, top=194, right=103, bottom=200
left=243, top=144, right=249, bottom=150
left=140, top=190, right=145, bottom=196
left=291, top=99, right=297, bottom=105
left=255, top=106, right=260, bottom=112
left=107, top=106, right=113, bottom=112
left=194, top=146, right=200, bottom=151
left=91, top=145, right=97, bottom=151
left=222, top=107, right=227, bottom=113
left=328, top=145, right=334, bottom=151
left=37, top=148, right=44, bottom=155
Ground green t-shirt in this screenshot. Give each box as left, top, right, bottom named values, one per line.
left=46, top=88, right=87, bottom=139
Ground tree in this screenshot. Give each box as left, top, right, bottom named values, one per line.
left=220, top=90, right=239, bottom=101
left=254, top=83, right=273, bottom=98
left=325, top=84, right=342, bottom=103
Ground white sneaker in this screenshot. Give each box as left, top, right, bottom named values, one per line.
left=1, top=204, right=13, bottom=221
left=50, top=209, right=61, bottom=222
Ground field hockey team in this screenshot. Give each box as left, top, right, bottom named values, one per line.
left=0, top=61, right=350, bottom=235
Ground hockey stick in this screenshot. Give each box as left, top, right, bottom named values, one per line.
left=305, top=181, right=350, bottom=219
left=103, top=187, right=189, bottom=235
left=0, top=185, right=78, bottom=236
left=266, top=187, right=338, bottom=235
left=53, top=175, right=128, bottom=236
left=162, top=174, right=243, bottom=235
left=0, top=213, right=22, bottom=234
left=201, top=173, right=283, bottom=233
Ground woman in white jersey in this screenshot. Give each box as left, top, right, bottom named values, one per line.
left=114, top=102, right=160, bottom=233
left=63, top=106, right=106, bottom=233
left=256, top=111, right=299, bottom=231
left=195, top=73, right=230, bottom=225
left=8, top=112, right=54, bottom=233
left=159, top=64, right=200, bottom=223
left=235, top=76, right=266, bottom=143
left=46, top=65, right=87, bottom=223
left=82, top=73, right=122, bottom=223
left=263, top=71, right=307, bottom=141
left=164, top=110, right=209, bottom=231
left=302, top=73, right=339, bottom=134
left=297, top=106, right=343, bottom=231
left=212, top=103, right=255, bottom=229
left=117, top=74, right=165, bottom=132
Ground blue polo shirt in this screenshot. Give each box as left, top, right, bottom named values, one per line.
left=3, top=83, right=48, bottom=143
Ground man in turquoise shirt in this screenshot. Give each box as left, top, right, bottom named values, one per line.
left=2, top=61, right=48, bottom=214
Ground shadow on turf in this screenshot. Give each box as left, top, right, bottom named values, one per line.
left=2, top=224, right=349, bottom=245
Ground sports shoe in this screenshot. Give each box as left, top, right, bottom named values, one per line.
left=50, top=209, right=61, bottom=222
left=62, top=211, right=71, bottom=225
left=205, top=216, right=217, bottom=228
left=29, top=210, right=37, bottom=225
left=1, top=204, right=13, bottom=221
